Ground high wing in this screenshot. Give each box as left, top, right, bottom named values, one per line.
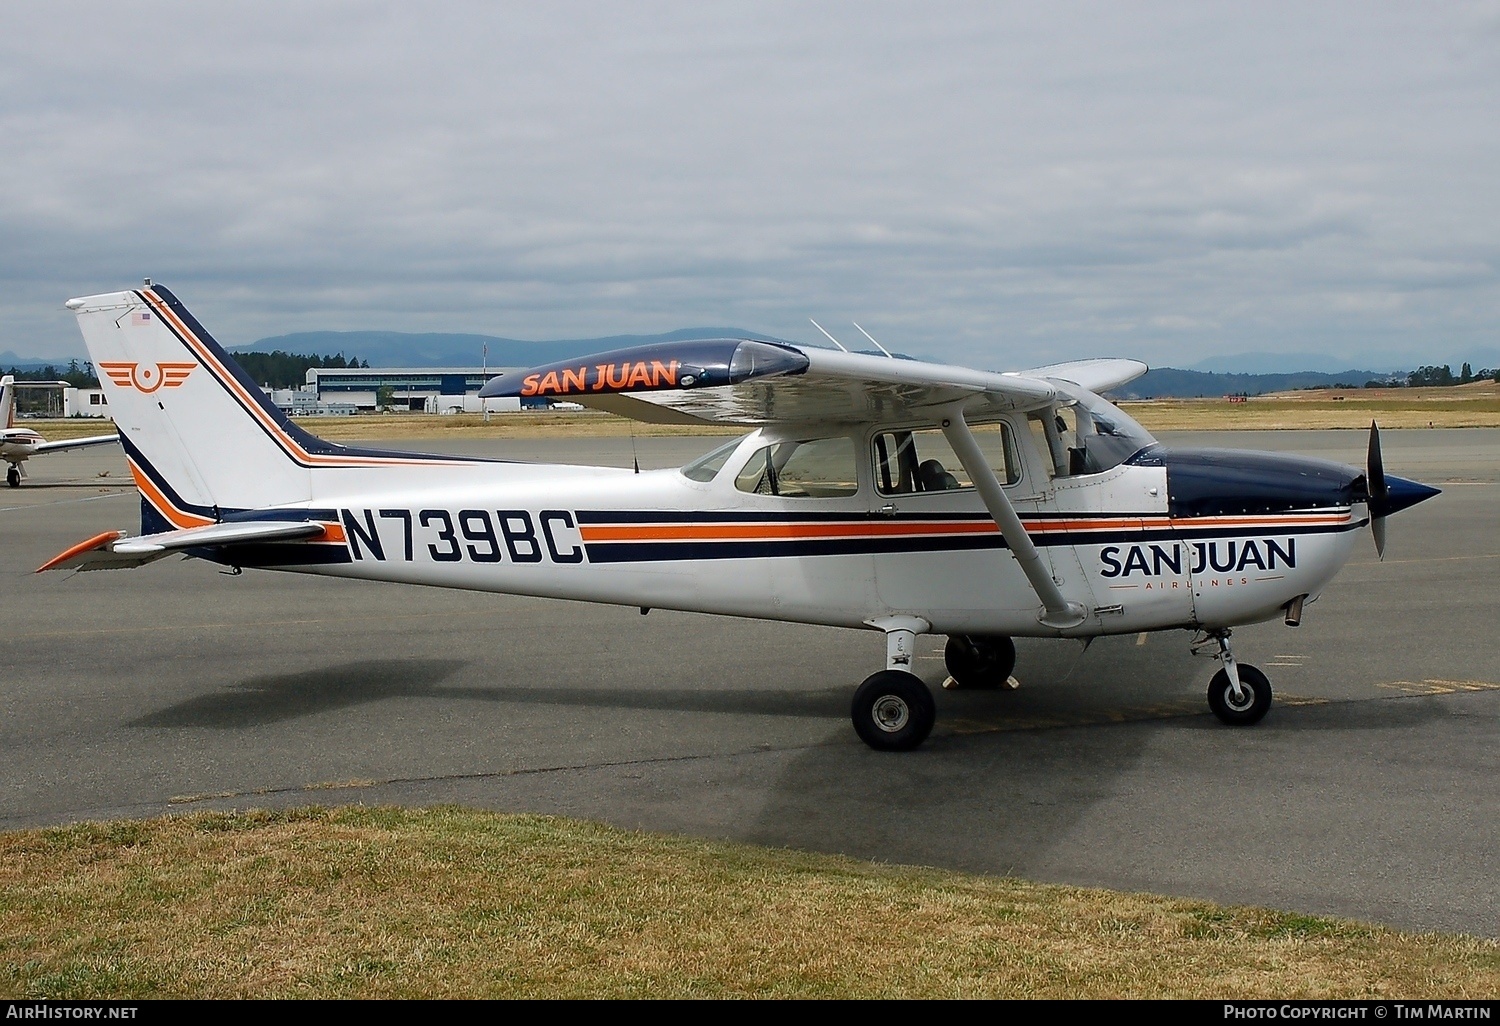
left=479, top=338, right=1148, bottom=630
left=29, top=433, right=119, bottom=454
left=478, top=339, right=1091, bottom=426
left=36, top=520, right=329, bottom=573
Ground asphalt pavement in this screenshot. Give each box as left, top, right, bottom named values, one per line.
left=2, top=427, right=1495, bottom=937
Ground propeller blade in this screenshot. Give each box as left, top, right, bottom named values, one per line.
left=1367, top=420, right=1388, bottom=514
left=1367, top=420, right=1389, bottom=558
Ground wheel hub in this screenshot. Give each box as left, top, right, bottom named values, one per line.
left=871, top=695, right=910, bottom=733
left=1224, top=684, right=1255, bottom=713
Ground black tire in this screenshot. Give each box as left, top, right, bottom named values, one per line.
left=5, top=465, right=19, bottom=488
left=851, top=670, right=935, bottom=751
left=943, top=634, right=1017, bottom=690
left=1208, top=665, right=1272, bottom=726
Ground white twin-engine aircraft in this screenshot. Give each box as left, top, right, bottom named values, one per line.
left=43, top=284, right=1439, bottom=750
left=1, top=375, right=118, bottom=487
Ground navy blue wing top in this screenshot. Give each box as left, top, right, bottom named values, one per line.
left=478, top=339, right=810, bottom=400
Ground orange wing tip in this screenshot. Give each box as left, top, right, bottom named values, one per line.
left=36, top=530, right=124, bottom=573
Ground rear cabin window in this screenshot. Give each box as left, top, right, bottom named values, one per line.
left=734, top=437, right=859, bottom=498
left=872, top=424, right=1020, bottom=495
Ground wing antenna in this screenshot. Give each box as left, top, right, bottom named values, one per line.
left=852, top=322, right=894, bottom=359
left=808, top=318, right=848, bottom=352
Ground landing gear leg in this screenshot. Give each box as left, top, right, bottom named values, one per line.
left=1197, top=629, right=1272, bottom=725
left=852, top=616, right=936, bottom=751
left=5, top=465, right=19, bottom=488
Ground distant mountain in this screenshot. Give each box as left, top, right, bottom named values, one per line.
left=1187, top=352, right=1402, bottom=375
left=0, top=351, right=88, bottom=370
left=1114, top=368, right=1395, bottom=399
left=1189, top=348, right=1500, bottom=376
left=233, top=328, right=795, bottom=368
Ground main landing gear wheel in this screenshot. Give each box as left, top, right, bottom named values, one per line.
left=851, top=670, right=935, bottom=751
left=1208, top=665, right=1272, bottom=726
left=943, top=634, right=1017, bottom=690
left=5, top=465, right=19, bottom=488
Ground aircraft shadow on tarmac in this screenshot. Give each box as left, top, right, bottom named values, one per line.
left=130, top=659, right=470, bottom=728
left=125, top=634, right=1459, bottom=735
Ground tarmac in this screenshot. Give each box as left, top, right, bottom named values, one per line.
left=2, top=427, right=1496, bottom=937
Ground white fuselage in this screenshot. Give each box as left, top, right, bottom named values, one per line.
left=1, top=428, right=46, bottom=462
left=206, top=424, right=1359, bottom=639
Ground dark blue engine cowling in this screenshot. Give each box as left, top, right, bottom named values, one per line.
left=1127, top=446, right=1374, bottom=517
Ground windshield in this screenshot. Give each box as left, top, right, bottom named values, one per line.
left=680, top=436, right=746, bottom=482
left=1051, top=383, right=1157, bottom=474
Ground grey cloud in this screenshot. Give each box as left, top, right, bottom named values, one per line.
left=0, top=1, right=1496, bottom=372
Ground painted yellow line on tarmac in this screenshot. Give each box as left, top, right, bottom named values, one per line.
left=1375, top=679, right=1500, bottom=695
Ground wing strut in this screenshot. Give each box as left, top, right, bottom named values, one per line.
left=940, top=407, right=1087, bottom=630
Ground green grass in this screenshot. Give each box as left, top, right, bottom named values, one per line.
left=1, top=807, right=1495, bottom=999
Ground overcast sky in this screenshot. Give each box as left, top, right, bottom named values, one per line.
left=3, top=1, right=1497, bottom=370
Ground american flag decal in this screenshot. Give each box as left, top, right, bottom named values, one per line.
left=132, top=311, right=152, bottom=325
left=99, top=361, right=196, bottom=394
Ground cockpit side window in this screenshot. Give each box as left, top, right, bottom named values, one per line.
left=734, top=436, right=859, bottom=498
left=872, top=423, right=1019, bottom=496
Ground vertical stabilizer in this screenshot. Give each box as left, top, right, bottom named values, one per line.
left=1, top=375, right=14, bottom=429
left=67, top=285, right=314, bottom=522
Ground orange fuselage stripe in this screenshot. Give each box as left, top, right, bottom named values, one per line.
left=579, top=512, right=1350, bottom=543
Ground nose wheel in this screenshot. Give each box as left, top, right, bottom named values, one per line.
left=942, top=634, right=1017, bottom=690
left=6, top=465, right=19, bottom=488
left=1196, top=629, right=1273, bottom=725
left=1208, top=665, right=1272, bottom=724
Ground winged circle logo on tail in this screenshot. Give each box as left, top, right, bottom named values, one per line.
left=99, top=362, right=196, bottom=393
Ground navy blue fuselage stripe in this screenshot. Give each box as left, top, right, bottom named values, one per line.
left=582, top=519, right=1359, bottom=563
left=573, top=509, right=1171, bottom=524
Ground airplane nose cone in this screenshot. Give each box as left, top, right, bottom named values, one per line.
left=1375, top=474, right=1441, bottom=518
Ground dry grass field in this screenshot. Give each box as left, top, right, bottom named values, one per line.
left=2, top=807, right=1496, bottom=999
left=1121, top=380, right=1500, bottom=431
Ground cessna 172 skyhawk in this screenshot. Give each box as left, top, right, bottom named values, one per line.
left=1, top=374, right=118, bottom=486
left=41, top=284, right=1439, bottom=750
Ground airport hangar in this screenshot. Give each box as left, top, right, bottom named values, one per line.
left=61, top=366, right=547, bottom=418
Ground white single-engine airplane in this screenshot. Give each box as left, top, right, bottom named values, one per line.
left=1, top=375, right=119, bottom=487
left=42, top=284, right=1439, bottom=750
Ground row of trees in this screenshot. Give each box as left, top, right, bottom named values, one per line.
left=231, top=351, right=368, bottom=389
left=1401, top=363, right=1496, bottom=387
left=1320, top=364, right=1499, bottom=389
left=2, top=359, right=100, bottom=388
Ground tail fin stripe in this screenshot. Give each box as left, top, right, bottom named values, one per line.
left=141, top=288, right=497, bottom=470
left=124, top=435, right=346, bottom=537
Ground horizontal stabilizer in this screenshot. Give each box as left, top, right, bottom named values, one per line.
left=30, top=433, right=120, bottom=455
left=1020, top=359, right=1149, bottom=394
left=37, top=520, right=328, bottom=573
